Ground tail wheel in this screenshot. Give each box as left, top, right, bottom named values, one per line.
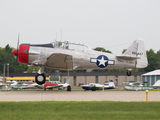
left=127, top=71, right=131, bottom=76
left=67, top=86, right=71, bottom=91
left=35, top=73, right=46, bottom=85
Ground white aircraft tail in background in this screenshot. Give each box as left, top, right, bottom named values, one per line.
left=153, top=80, right=160, bottom=86
left=58, top=79, right=71, bottom=90
left=65, top=79, right=70, bottom=84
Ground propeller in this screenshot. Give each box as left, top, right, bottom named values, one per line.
left=14, top=34, right=20, bottom=72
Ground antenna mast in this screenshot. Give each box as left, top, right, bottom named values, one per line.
left=61, top=29, right=62, bottom=40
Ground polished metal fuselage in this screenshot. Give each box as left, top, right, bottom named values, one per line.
left=28, top=46, right=136, bottom=70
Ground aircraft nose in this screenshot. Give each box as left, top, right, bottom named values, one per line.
left=12, top=50, right=18, bottom=56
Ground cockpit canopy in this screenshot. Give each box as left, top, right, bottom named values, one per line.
left=53, top=40, right=91, bottom=51
left=30, top=40, right=91, bottom=51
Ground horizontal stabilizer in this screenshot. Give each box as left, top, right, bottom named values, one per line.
left=116, top=55, right=140, bottom=60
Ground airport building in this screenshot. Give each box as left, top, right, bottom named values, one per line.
left=8, top=72, right=144, bottom=86
left=142, top=69, right=160, bottom=86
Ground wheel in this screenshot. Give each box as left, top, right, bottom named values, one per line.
left=127, top=71, right=131, bottom=76
left=35, top=73, right=46, bottom=85
left=67, top=86, right=71, bottom=91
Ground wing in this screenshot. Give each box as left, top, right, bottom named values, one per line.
left=132, top=82, right=142, bottom=86
left=38, top=53, right=73, bottom=70
left=116, top=55, right=140, bottom=60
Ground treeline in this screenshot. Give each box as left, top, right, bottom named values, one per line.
left=0, top=45, right=160, bottom=75
left=0, top=45, right=28, bottom=75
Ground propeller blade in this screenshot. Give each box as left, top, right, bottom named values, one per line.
left=15, top=57, right=17, bottom=72
left=15, top=34, right=20, bottom=72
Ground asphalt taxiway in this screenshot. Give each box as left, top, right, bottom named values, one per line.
left=0, top=91, right=160, bottom=102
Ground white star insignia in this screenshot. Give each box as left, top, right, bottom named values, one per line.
left=98, top=56, right=107, bottom=66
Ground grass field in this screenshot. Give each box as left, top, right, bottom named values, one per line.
left=0, top=101, right=160, bottom=120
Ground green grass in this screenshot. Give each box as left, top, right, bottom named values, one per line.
left=0, top=101, right=160, bottom=120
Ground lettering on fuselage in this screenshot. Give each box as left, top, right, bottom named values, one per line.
left=132, top=52, right=143, bottom=56
left=90, top=55, right=115, bottom=68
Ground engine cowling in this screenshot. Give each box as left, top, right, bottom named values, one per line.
left=12, top=44, right=30, bottom=64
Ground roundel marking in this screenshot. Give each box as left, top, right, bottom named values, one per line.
left=96, top=55, right=109, bottom=68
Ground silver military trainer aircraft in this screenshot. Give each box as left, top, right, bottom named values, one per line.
left=12, top=38, right=148, bottom=85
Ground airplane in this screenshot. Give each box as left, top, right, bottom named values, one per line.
left=12, top=38, right=148, bottom=85
left=7, top=81, right=38, bottom=90
left=7, top=81, right=62, bottom=90
left=36, top=82, right=63, bottom=90
left=49, top=79, right=71, bottom=90
left=0, top=83, right=8, bottom=91
left=81, top=80, right=115, bottom=91
left=123, top=80, right=160, bottom=91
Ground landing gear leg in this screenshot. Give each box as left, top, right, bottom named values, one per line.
left=35, top=66, right=46, bottom=85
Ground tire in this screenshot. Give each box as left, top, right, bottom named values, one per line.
left=127, top=71, right=131, bottom=76
left=67, top=86, right=71, bottom=91
left=35, top=73, right=46, bottom=85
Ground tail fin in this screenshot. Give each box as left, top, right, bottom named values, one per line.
left=123, top=38, right=148, bottom=68
left=109, top=80, right=115, bottom=88
left=153, top=80, right=160, bottom=86
left=11, top=81, right=18, bottom=85
left=65, top=79, right=70, bottom=84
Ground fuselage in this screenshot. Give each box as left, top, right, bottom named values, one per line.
left=12, top=42, right=136, bottom=70
left=28, top=44, right=136, bottom=70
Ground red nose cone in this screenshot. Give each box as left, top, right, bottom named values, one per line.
left=12, top=50, right=18, bottom=56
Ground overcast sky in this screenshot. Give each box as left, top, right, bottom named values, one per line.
left=0, top=0, right=160, bottom=54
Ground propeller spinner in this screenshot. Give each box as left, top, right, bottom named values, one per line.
left=12, top=35, right=30, bottom=65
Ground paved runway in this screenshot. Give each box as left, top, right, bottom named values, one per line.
left=0, top=91, right=160, bottom=102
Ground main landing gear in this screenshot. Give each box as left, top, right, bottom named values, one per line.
left=35, top=67, right=46, bottom=85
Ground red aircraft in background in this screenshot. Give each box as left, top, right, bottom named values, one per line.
left=37, top=82, right=63, bottom=90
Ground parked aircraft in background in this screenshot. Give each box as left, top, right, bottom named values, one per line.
left=7, top=81, right=37, bottom=90
left=12, top=38, right=148, bottom=85
left=123, top=80, right=160, bottom=91
left=81, top=80, right=115, bottom=91
left=0, top=83, right=8, bottom=90
left=7, top=80, right=70, bottom=91
left=36, top=82, right=62, bottom=90
left=50, top=79, right=71, bottom=90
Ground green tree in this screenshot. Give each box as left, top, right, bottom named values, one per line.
left=155, top=50, right=160, bottom=69
left=122, top=49, right=127, bottom=54
left=143, top=49, right=157, bottom=72
left=0, top=45, right=16, bottom=74
left=93, top=47, right=112, bottom=53
left=27, top=66, right=40, bottom=73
